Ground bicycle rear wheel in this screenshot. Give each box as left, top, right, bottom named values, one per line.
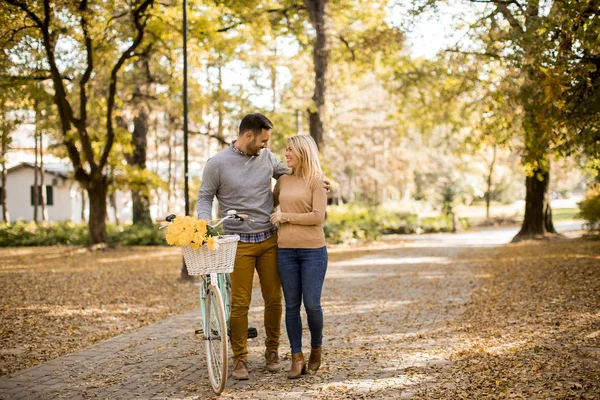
left=205, top=284, right=228, bottom=394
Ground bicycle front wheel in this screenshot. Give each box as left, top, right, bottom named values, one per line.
left=205, top=284, right=228, bottom=394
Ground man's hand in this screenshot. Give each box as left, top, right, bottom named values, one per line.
left=323, top=177, right=331, bottom=193
left=270, top=212, right=282, bottom=224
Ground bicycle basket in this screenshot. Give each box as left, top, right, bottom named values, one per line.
left=181, top=235, right=240, bottom=275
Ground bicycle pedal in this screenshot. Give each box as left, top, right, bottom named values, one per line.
left=247, top=327, right=257, bottom=339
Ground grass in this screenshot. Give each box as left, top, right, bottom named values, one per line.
left=552, top=207, right=581, bottom=221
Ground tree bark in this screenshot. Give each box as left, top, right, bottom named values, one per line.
left=485, top=145, right=496, bottom=219
left=1, top=115, right=8, bottom=223
left=39, top=132, right=47, bottom=221
left=127, top=107, right=152, bottom=225
left=512, top=161, right=557, bottom=242
left=303, top=0, right=330, bottom=150
left=87, top=176, right=108, bottom=246
left=109, top=192, right=120, bottom=226
left=33, top=98, right=39, bottom=223
left=81, top=188, right=86, bottom=223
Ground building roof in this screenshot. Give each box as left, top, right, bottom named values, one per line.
left=6, top=162, right=73, bottom=179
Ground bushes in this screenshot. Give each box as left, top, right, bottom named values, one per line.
left=1, top=203, right=473, bottom=247
left=578, top=184, right=600, bottom=233
left=0, top=221, right=165, bottom=247
left=325, top=204, right=382, bottom=243
left=324, top=204, right=469, bottom=244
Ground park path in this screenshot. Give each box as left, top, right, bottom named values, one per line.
left=0, top=222, right=582, bottom=399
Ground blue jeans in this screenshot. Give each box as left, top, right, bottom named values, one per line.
left=277, top=247, right=328, bottom=354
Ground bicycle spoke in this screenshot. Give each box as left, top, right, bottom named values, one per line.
left=204, top=284, right=228, bottom=394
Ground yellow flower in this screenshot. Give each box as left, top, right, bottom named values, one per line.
left=195, top=219, right=207, bottom=236
left=166, top=217, right=186, bottom=245
left=181, top=216, right=195, bottom=232
left=192, top=230, right=206, bottom=246
left=165, top=216, right=219, bottom=250
left=206, top=236, right=219, bottom=251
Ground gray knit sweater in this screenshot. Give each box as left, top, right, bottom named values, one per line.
left=196, top=146, right=289, bottom=235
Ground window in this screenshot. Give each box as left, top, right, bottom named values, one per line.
left=30, top=185, right=54, bottom=206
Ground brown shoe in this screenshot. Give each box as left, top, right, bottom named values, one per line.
left=231, top=359, right=249, bottom=380
left=308, top=346, right=322, bottom=373
left=265, top=348, right=280, bottom=372
left=288, top=352, right=307, bottom=379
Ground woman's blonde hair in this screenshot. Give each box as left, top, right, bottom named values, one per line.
left=287, top=135, right=324, bottom=187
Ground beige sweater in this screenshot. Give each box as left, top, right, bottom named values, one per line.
left=273, top=174, right=327, bottom=249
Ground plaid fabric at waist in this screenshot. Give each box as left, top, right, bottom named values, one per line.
left=237, top=225, right=278, bottom=243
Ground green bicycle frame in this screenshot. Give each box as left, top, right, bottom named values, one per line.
left=199, top=273, right=232, bottom=337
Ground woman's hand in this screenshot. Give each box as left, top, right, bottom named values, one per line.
left=270, top=212, right=282, bottom=224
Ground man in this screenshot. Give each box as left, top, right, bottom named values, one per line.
left=197, top=113, right=289, bottom=380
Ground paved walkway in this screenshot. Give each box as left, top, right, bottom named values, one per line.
left=1, top=223, right=581, bottom=399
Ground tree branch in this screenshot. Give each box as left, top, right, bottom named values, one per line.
left=189, top=130, right=229, bottom=146
left=1, top=24, right=37, bottom=43
left=337, top=34, right=356, bottom=61
left=495, top=2, right=524, bottom=35
left=0, top=74, right=73, bottom=82
left=101, top=0, right=154, bottom=170
left=73, top=0, right=97, bottom=170
left=5, top=0, right=84, bottom=175
left=444, top=48, right=503, bottom=59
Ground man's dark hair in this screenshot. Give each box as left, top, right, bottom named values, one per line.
left=239, top=113, right=273, bottom=136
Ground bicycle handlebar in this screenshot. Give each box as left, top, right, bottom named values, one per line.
left=158, top=211, right=251, bottom=227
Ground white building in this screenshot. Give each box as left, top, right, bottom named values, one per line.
left=1, top=162, right=131, bottom=223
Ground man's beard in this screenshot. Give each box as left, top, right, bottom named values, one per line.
left=247, top=140, right=263, bottom=156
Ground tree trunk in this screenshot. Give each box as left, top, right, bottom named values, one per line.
left=304, top=0, right=330, bottom=150
left=81, top=188, right=86, bottom=223
left=86, top=177, right=109, bottom=246
left=109, top=192, right=120, bottom=226
left=1, top=122, right=8, bottom=223
left=127, top=108, right=152, bottom=225
left=39, top=130, right=48, bottom=221
left=485, top=145, right=496, bottom=219
left=512, top=63, right=556, bottom=242
left=271, top=46, right=277, bottom=113
left=512, top=164, right=557, bottom=242
left=167, top=122, right=173, bottom=205
left=131, top=190, right=151, bottom=225
left=1, top=165, right=6, bottom=222
left=33, top=100, right=39, bottom=223
left=296, top=109, right=302, bottom=134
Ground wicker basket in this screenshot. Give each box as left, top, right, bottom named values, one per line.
left=181, top=235, right=240, bottom=275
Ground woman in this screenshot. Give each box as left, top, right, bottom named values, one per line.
left=270, top=135, right=328, bottom=379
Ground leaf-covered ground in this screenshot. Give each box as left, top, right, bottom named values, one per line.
left=1, top=238, right=598, bottom=399
left=0, top=242, right=404, bottom=378
left=414, top=238, right=600, bottom=399
left=0, top=246, right=198, bottom=377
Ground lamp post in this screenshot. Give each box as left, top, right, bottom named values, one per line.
left=181, top=0, right=192, bottom=281
left=183, top=0, right=190, bottom=217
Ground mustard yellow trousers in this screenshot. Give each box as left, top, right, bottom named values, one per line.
left=229, top=234, right=282, bottom=361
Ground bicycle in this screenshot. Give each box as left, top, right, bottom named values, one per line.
left=161, top=210, right=256, bottom=394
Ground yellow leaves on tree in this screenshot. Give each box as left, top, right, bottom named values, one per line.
left=165, top=216, right=218, bottom=250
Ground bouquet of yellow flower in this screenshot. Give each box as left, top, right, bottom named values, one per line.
left=165, top=215, right=220, bottom=251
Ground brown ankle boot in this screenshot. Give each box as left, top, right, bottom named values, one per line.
left=287, top=352, right=306, bottom=379
left=308, top=346, right=322, bottom=372
left=231, top=359, right=249, bottom=380
left=264, top=348, right=280, bottom=372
